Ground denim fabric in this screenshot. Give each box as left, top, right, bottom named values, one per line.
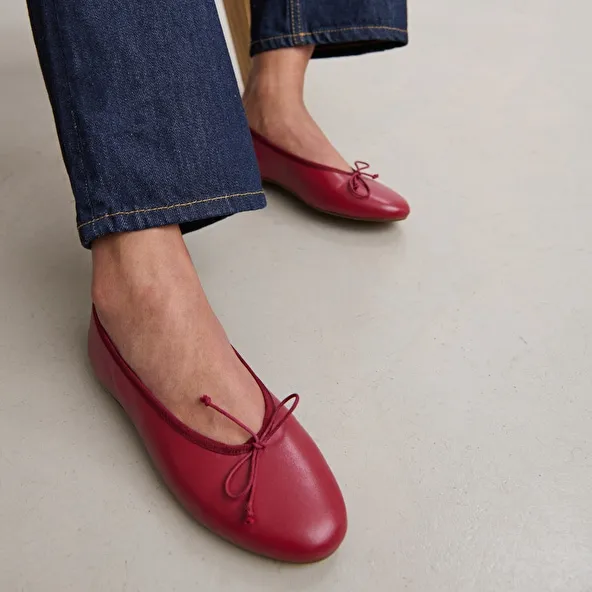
left=27, top=0, right=407, bottom=248
left=27, top=0, right=266, bottom=247
left=251, top=0, right=408, bottom=58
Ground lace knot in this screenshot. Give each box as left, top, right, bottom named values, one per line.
left=349, top=161, right=379, bottom=198
left=201, top=393, right=300, bottom=526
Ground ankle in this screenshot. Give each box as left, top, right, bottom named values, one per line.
left=247, top=46, right=313, bottom=89
left=243, top=46, right=314, bottom=117
left=243, top=83, right=308, bottom=141
left=243, top=79, right=305, bottom=122
left=244, top=73, right=303, bottom=104
left=90, top=226, right=194, bottom=311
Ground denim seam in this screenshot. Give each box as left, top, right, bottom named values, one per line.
left=295, top=0, right=303, bottom=35
left=251, top=25, right=408, bottom=46
left=289, top=0, right=296, bottom=38
left=51, top=0, right=96, bottom=228
left=76, top=190, right=264, bottom=229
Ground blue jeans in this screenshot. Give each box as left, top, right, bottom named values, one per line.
left=27, top=0, right=408, bottom=248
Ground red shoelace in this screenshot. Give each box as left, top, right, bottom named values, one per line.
left=200, top=393, right=300, bottom=524
left=349, top=161, right=379, bottom=198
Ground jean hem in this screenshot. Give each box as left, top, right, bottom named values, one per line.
left=77, top=190, right=266, bottom=248
left=250, top=26, right=408, bottom=58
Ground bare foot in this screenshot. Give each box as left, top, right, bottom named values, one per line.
left=243, top=46, right=351, bottom=172
left=91, top=226, right=264, bottom=445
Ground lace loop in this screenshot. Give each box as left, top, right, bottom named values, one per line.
left=349, top=161, right=379, bottom=198
left=200, top=393, right=300, bottom=524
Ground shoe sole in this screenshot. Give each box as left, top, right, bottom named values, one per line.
left=261, top=179, right=409, bottom=222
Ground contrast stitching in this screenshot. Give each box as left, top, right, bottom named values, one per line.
left=295, top=0, right=303, bottom=35
left=251, top=25, right=408, bottom=46
left=289, top=0, right=296, bottom=38
left=77, top=190, right=264, bottom=229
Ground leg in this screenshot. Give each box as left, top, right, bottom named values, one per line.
left=26, top=0, right=347, bottom=561
left=27, top=0, right=266, bottom=443
left=90, top=227, right=264, bottom=445
left=27, top=0, right=266, bottom=247
left=245, top=0, right=408, bottom=171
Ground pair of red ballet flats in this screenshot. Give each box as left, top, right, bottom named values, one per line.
left=88, top=135, right=409, bottom=563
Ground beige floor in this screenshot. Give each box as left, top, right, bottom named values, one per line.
left=2, top=1, right=592, bottom=591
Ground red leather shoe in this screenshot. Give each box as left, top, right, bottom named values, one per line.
left=251, top=129, right=410, bottom=221
left=88, top=308, right=347, bottom=562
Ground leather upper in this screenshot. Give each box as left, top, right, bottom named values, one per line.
left=88, top=308, right=347, bottom=562
left=251, top=129, right=410, bottom=221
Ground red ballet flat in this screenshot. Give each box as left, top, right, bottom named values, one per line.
left=251, top=129, right=410, bottom=221
left=88, top=307, right=347, bottom=562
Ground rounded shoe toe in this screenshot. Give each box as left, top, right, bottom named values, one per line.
left=367, top=181, right=410, bottom=221
left=289, top=502, right=347, bottom=563
left=230, top=420, right=348, bottom=563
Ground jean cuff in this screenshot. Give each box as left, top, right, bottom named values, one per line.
left=250, top=26, right=408, bottom=59
left=77, top=189, right=266, bottom=248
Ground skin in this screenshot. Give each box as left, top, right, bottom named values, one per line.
left=93, top=46, right=348, bottom=444
left=244, top=46, right=351, bottom=171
